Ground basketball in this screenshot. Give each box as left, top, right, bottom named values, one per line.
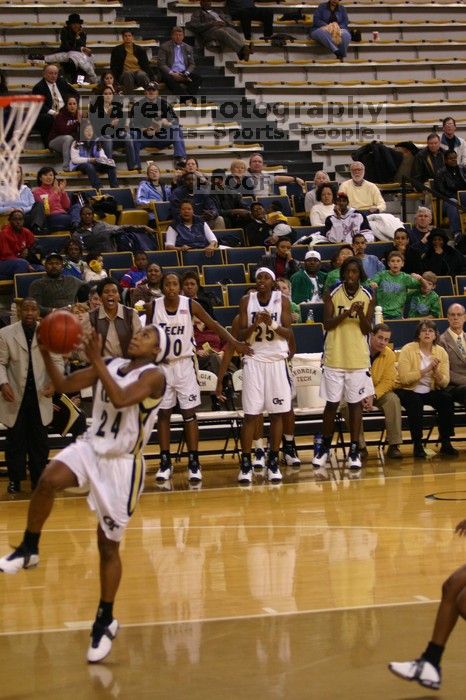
left=38, top=309, right=83, bottom=354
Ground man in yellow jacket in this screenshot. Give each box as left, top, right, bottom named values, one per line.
left=359, top=323, right=403, bottom=459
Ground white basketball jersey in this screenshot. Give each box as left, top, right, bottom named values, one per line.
left=247, top=290, right=288, bottom=362
left=89, top=358, right=163, bottom=456
left=150, top=295, right=194, bottom=361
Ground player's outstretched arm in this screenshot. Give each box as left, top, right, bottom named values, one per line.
left=192, top=299, right=252, bottom=356
left=40, top=346, right=98, bottom=393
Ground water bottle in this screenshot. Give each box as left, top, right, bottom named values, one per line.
left=306, top=308, right=314, bottom=323
left=314, top=433, right=323, bottom=456
left=374, top=305, right=383, bottom=325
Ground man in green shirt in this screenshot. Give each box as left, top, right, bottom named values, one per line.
left=322, top=244, right=353, bottom=294
left=369, top=251, right=426, bottom=319
left=290, top=250, right=327, bottom=305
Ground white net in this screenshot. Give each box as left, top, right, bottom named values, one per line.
left=0, top=96, right=44, bottom=203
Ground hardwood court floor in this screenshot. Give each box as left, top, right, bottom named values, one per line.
left=1, top=445, right=466, bottom=699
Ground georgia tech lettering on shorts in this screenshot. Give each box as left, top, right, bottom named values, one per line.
left=103, top=515, right=120, bottom=531
left=272, top=397, right=284, bottom=405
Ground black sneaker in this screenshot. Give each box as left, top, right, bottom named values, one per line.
left=413, top=443, right=427, bottom=459
left=155, top=454, right=173, bottom=482
left=7, top=481, right=20, bottom=494
left=238, top=455, right=253, bottom=484
left=439, top=442, right=459, bottom=457
left=267, top=455, right=283, bottom=483
left=188, top=459, right=202, bottom=483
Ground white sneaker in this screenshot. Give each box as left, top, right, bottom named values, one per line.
left=267, top=458, right=283, bottom=483
left=0, top=548, right=39, bottom=574
left=188, top=461, right=202, bottom=483
left=347, top=450, right=362, bottom=470
left=252, top=448, right=266, bottom=472
left=155, top=462, right=173, bottom=482
left=312, top=444, right=329, bottom=469
left=283, top=441, right=301, bottom=468
left=87, top=619, right=119, bottom=663
left=388, top=659, right=441, bottom=690
left=238, top=456, right=253, bottom=484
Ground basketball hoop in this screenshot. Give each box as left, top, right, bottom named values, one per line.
left=0, top=95, right=44, bottom=203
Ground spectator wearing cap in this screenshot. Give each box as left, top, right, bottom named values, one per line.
left=339, top=162, right=386, bottom=213
left=323, top=191, right=374, bottom=243
left=157, top=26, right=202, bottom=103
left=29, top=14, right=98, bottom=84
left=259, top=237, right=299, bottom=280
left=290, top=249, right=327, bottom=305
left=29, top=252, right=83, bottom=317
left=129, top=82, right=187, bottom=170
left=421, top=228, right=465, bottom=277
left=110, top=30, right=153, bottom=94
left=208, top=169, right=251, bottom=229
left=0, top=210, right=44, bottom=280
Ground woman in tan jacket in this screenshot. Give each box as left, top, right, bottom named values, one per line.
left=397, top=319, right=458, bottom=459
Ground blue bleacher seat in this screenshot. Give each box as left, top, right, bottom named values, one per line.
left=385, top=318, right=449, bottom=349
left=440, top=296, right=466, bottom=318
left=225, top=247, right=266, bottom=265
left=292, top=323, right=325, bottom=354
left=145, top=250, right=179, bottom=267
left=435, top=276, right=455, bottom=297
left=14, top=272, right=46, bottom=299
left=101, top=252, right=133, bottom=271
left=182, top=249, right=224, bottom=267
left=35, top=234, right=70, bottom=258
left=226, top=283, right=254, bottom=306
left=213, top=306, right=238, bottom=327
left=215, top=228, right=245, bottom=247
left=456, top=276, right=466, bottom=294
left=256, top=195, right=293, bottom=217
left=204, top=264, right=246, bottom=285
left=100, top=187, right=135, bottom=210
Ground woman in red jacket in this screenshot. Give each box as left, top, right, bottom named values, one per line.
left=32, top=167, right=73, bottom=232
left=47, top=96, right=81, bottom=172
left=0, top=210, right=44, bottom=279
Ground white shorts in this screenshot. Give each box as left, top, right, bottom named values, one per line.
left=55, top=438, right=145, bottom=542
left=242, top=357, right=292, bottom=415
left=319, top=367, right=374, bottom=404
left=159, top=357, right=200, bottom=410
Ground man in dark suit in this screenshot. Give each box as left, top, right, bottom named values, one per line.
left=31, top=63, right=78, bottom=147
left=438, top=302, right=466, bottom=410
left=110, top=30, right=153, bottom=94
left=157, top=26, right=202, bottom=102
left=411, top=133, right=445, bottom=191
left=186, top=0, right=251, bottom=59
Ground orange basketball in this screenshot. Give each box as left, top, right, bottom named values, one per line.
left=38, top=309, right=83, bottom=354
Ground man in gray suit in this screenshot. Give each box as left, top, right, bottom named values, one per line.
left=0, top=298, right=63, bottom=493
left=157, top=26, right=202, bottom=102
left=187, top=0, right=251, bottom=60
left=438, top=302, right=466, bottom=409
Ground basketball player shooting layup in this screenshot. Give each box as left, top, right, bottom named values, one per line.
left=0, top=325, right=169, bottom=664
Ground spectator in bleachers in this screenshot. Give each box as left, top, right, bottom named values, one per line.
left=90, top=89, right=138, bottom=171
left=310, top=0, right=351, bottom=59
left=290, top=250, right=326, bottom=304
left=0, top=166, right=45, bottom=234
left=382, top=227, right=423, bottom=274
left=304, top=171, right=331, bottom=215
left=170, top=173, right=222, bottom=228
left=110, top=30, right=152, bottom=94
left=226, top=158, right=254, bottom=196
left=192, top=310, right=226, bottom=375
left=396, top=319, right=457, bottom=459
left=165, top=200, right=218, bottom=254
left=81, top=277, right=142, bottom=357
left=32, top=167, right=73, bottom=232
left=130, top=262, right=163, bottom=307
left=421, top=229, right=465, bottom=278
left=276, top=277, right=300, bottom=321
left=411, top=133, right=445, bottom=191
left=74, top=205, right=116, bottom=253
left=245, top=202, right=272, bottom=246
left=82, top=252, right=107, bottom=283
left=136, top=164, right=172, bottom=212
left=339, top=162, right=386, bottom=213
left=130, top=82, right=187, bottom=170
left=225, top=0, right=274, bottom=41
left=181, top=270, right=215, bottom=316
left=439, top=303, right=466, bottom=411
left=323, top=191, right=373, bottom=243
left=157, top=27, right=202, bottom=103
left=179, top=157, right=209, bottom=186
left=246, top=152, right=304, bottom=196
left=322, top=243, right=353, bottom=292
left=62, top=239, right=84, bottom=279
left=259, top=237, right=299, bottom=280
left=209, top=168, right=251, bottom=228
left=433, top=149, right=466, bottom=238
left=352, top=232, right=385, bottom=278
left=29, top=252, right=83, bottom=316
left=369, top=250, right=425, bottom=319
left=406, top=271, right=441, bottom=319
left=409, top=206, right=433, bottom=252
left=47, top=95, right=80, bottom=172
left=120, top=251, right=149, bottom=289
left=187, top=0, right=251, bottom=60
left=93, top=71, right=123, bottom=96
left=32, top=64, right=78, bottom=148
left=440, top=117, right=466, bottom=166
left=0, top=210, right=43, bottom=280
left=309, top=182, right=337, bottom=227
left=29, top=14, right=98, bottom=85
left=70, top=121, right=119, bottom=189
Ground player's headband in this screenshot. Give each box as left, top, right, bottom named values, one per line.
left=150, top=324, right=170, bottom=364
left=255, top=267, right=276, bottom=281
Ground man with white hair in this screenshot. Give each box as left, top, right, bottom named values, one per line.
left=409, top=206, right=433, bottom=251
left=339, top=161, right=386, bottom=213
left=304, top=170, right=331, bottom=213
left=438, top=302, right=466, bottom=410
